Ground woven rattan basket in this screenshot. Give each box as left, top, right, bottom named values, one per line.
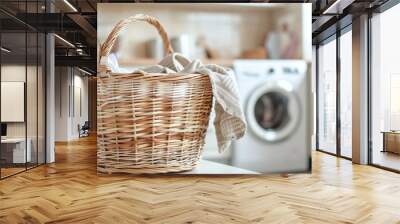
left=97, top=14, right=213, bottom=174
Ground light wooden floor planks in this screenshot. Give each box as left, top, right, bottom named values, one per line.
left=0, top=135, right=400, bottom=224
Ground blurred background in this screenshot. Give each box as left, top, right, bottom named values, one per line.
left=97, top=3, right=312, bottom=68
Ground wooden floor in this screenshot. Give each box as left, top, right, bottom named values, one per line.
left=1, top=136, right=400, bottom=224
left=0, top=167, right=26, bottom=178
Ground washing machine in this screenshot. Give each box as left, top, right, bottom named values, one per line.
left=231, top=60, right=311, bottom=173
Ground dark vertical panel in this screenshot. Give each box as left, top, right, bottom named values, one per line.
left=37, top=0, right=39, bottom=167
left=315, top=45, right=319, bottom=150
left=336, top=29, right=341, bottom=157
left=25, top=0, right=28, bottom=171
left=44, top=3, right=47, bottom=164
left=367, top=12, right=373, bottom=165
left=43, top=0, right=48, bottom=165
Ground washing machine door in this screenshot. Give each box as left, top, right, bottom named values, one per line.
left=246, top=80, right=301, bottom=142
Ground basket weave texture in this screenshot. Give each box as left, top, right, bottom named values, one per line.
left=97, top=14, right=213, bottom=174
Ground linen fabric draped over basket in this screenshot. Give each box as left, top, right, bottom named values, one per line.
left=97, top=14, right=246, bottom=174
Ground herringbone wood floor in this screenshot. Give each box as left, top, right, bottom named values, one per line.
left=1, top=136, right=400, bottom=224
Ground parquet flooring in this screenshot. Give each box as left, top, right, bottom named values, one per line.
left=1, top=135, right=400, bottom=223
left=0, top=167, right=26, bottom=178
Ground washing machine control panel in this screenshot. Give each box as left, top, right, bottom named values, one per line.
left=266, top=68, right=275, bottom=75
left=235, top=60, right=306, bottom=73
left=234, top=60, right=308, bottom=90
left=282, top=66, right=300, bottom=75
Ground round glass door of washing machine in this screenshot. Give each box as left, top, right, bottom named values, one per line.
left=246, top=80, right=301, bottom=142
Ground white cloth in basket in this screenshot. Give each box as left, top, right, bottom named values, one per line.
left=130, top=53, right=247, bottom=153
left=107, top=53, right=130, bottom=73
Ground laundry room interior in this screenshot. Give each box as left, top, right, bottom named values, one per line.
left=97, top=3, right=312, bottom=174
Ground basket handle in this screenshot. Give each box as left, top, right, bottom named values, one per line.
left=99, top=14, right=173, bottom=63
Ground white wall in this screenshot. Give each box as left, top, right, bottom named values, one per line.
left=55, top=67, right=69, bottom=141
left=71, top=74, right=89, bottom=138
left=54, top=67, right=89, bottom=141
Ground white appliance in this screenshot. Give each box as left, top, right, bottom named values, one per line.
left=231, top=60, right=311, bottom=173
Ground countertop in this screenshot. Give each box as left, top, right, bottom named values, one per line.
left=181, top=159, right=259, bottom=174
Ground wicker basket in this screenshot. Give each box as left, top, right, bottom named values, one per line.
left=97, top=14, right=213, bottom=174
